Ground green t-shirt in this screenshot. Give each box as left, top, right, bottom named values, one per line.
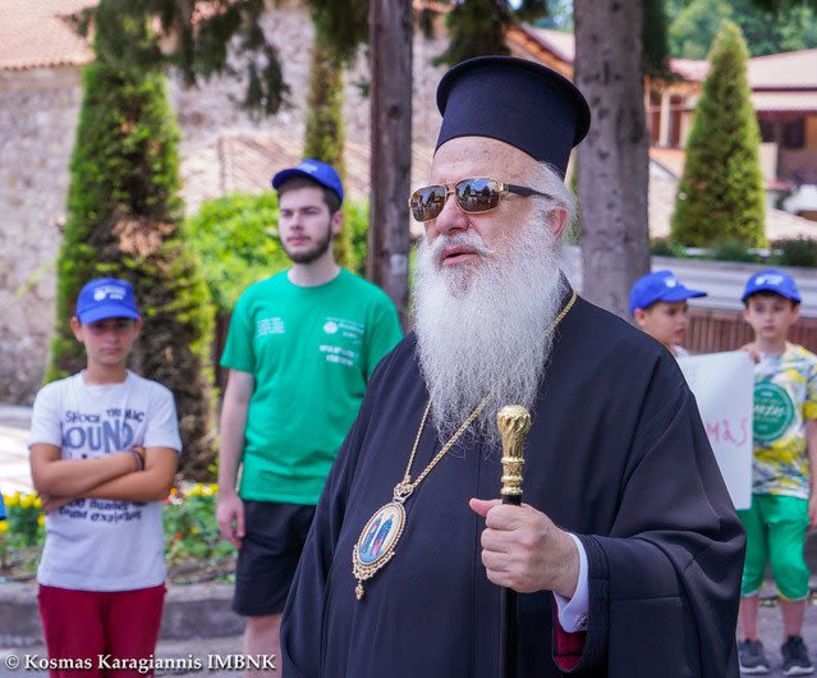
left=752, top=343, right=817, bottom=499
left=220, top=269, right=403, bottom=504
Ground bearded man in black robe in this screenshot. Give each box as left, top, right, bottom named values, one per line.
left=281, top=56, right=745, bottom=678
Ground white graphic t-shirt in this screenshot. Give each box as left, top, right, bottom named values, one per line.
left=28, top=371, right=182, bottom=591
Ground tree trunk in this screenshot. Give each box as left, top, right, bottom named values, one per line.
left=367, top=0, right=412, bottom=326
left=304, top=27, right=353, bottom=268
left=573, top=0, right=651, bottom=318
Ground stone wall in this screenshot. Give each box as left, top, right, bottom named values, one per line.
left=0, top=67, right=83, bottom=404
left=0, top=7, right=448, bottom=404
left=175, top=6, right=448, bottom=212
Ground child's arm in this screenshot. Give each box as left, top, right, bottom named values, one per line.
left=30, top=444, right=138, bottom=497
left=808, top=420, right=817, bottom=528
left=49, top=446, right=179, bottom=506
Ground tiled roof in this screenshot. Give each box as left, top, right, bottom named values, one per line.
left=649, top=147, right=792, bottom=191
left=751, top=91, right=817, bottom=113
left=649, top=147, right=686, bottom=178
left=668, top=58, right=709, bottom=82
left=748, top=49, right=817, bottom=90
left=213, top=132, right=817, bottom=244
left=523, top=27, right=574, bottom=63
left=648, top=170, right=817, bottom=242
left=0, top=0, right=95, bottom=72
left=216, top=133, right=434, bottom=202
left=521, top=27, right=817, bottom=93
left=667, top=51, right=817, bottom=89
left=214, top=132, right=433, bottom=237
left=524, top=27, right=714, bottom=83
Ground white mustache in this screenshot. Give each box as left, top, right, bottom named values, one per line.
left=413, top=206, right=563, bottom=448
left=427, top=232, right=493, bottom=266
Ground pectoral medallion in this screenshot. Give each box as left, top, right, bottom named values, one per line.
left=352, top=499, right=407, bottom=600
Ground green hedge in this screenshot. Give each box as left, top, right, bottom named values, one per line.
left=650, top=237, right=817, bottom=268
left=186, top=191, right=370, bottom=315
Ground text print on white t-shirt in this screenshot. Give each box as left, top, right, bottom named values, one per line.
left=62, top=407, right=145, bottom=456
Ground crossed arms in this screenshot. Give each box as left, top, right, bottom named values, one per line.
left=30, top=443, right=178, bottom=512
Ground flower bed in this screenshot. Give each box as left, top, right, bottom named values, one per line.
left=0, top=484, right=236, bottom=584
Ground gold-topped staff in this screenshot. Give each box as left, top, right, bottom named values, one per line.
left=497, top=405, right=531, bottom=678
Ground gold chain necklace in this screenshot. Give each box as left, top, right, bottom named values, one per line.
left=352, top=289, right=578, bottom=600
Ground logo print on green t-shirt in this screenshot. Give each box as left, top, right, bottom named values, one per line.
left=753, top=381, right=795, bottom=444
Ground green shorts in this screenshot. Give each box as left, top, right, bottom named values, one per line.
left=737, top=494, right=810, bottom=601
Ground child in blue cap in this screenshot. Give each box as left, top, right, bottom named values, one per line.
left=736, top=269, right=817, bottom=676
left=27, top=278, right=182, bottom=671
left=629, top=270, right=707, bottom=358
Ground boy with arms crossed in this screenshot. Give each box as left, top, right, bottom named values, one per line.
left=29, top=278, right=181, bottom=676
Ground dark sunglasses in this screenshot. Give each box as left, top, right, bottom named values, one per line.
left=408, top=177, right=553, bottom=222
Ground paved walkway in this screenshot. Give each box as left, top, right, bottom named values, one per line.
left=0, top=635, right=247, bottom=677
left=0, top=405, right=33, bottom=495
left=5, top=402, right=817, bottom=675
left=0, top=604, right=816, bottom=676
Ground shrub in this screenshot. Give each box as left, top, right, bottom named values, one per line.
left=186, top=192, right=371, bottom=316
left=0, top=488, right=235, bottom=583
left=2, top=492, right=44, bottom=549
left=344, top=199, right=370, bottom=277
left=185, top=192, right=288, bottom=315
left=771, top=238, right=817, bottom=268
left=650, top=239, right=688, bottom=258
left=710, top=238, right=759, bottom=263
left=163, top=484, right=233, bottom=568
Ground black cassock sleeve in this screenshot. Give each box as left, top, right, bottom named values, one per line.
left=568, top=376, right=745, bottom=676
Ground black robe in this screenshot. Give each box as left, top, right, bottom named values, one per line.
left=281, top=294, right=745, bottom=677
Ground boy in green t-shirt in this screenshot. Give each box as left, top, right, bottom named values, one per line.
left=216, top=159, right=403, bottom=667
left=736, top=269, right=817, bottom=676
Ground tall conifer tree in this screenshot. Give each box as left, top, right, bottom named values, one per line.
left=47, top=0, right=217, bottom=478
left=302, top=1, right=368, bottom=268
left=671, top=20, right=766, bottom=247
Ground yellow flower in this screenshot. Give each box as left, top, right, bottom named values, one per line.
left=19, top=494, right=34, bottom=510
left=37, top=515, right=45, bottom=528
left=189, top=484, right=203, bottom=498
left=202, top=484, right=216, bottom=497
left=0, top=521, right=8, bottom=533
left=5, top=492, right=19, bottom=508
left=33, top=496, right=42, bottom=509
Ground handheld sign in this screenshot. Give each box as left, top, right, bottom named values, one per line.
left=677, top=351, right=754, bottom=510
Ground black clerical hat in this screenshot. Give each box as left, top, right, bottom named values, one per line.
left=435, top=56, right=591, bottom=178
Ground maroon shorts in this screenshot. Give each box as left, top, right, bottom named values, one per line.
left=38, top=584, right=165, bottom=678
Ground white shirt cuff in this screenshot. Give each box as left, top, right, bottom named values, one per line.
left=552, top=533, right=589, bottom=632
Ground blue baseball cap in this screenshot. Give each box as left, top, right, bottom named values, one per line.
left=629, top=270, right=707, bottom=315
left=741, top=268, right=801, bottom=304
left=76, top=278, right=141, bottom=324
left=271, top=158, right=344, bottom=206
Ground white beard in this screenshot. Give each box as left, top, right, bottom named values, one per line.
left=412, top=210, right=566, bottom=448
